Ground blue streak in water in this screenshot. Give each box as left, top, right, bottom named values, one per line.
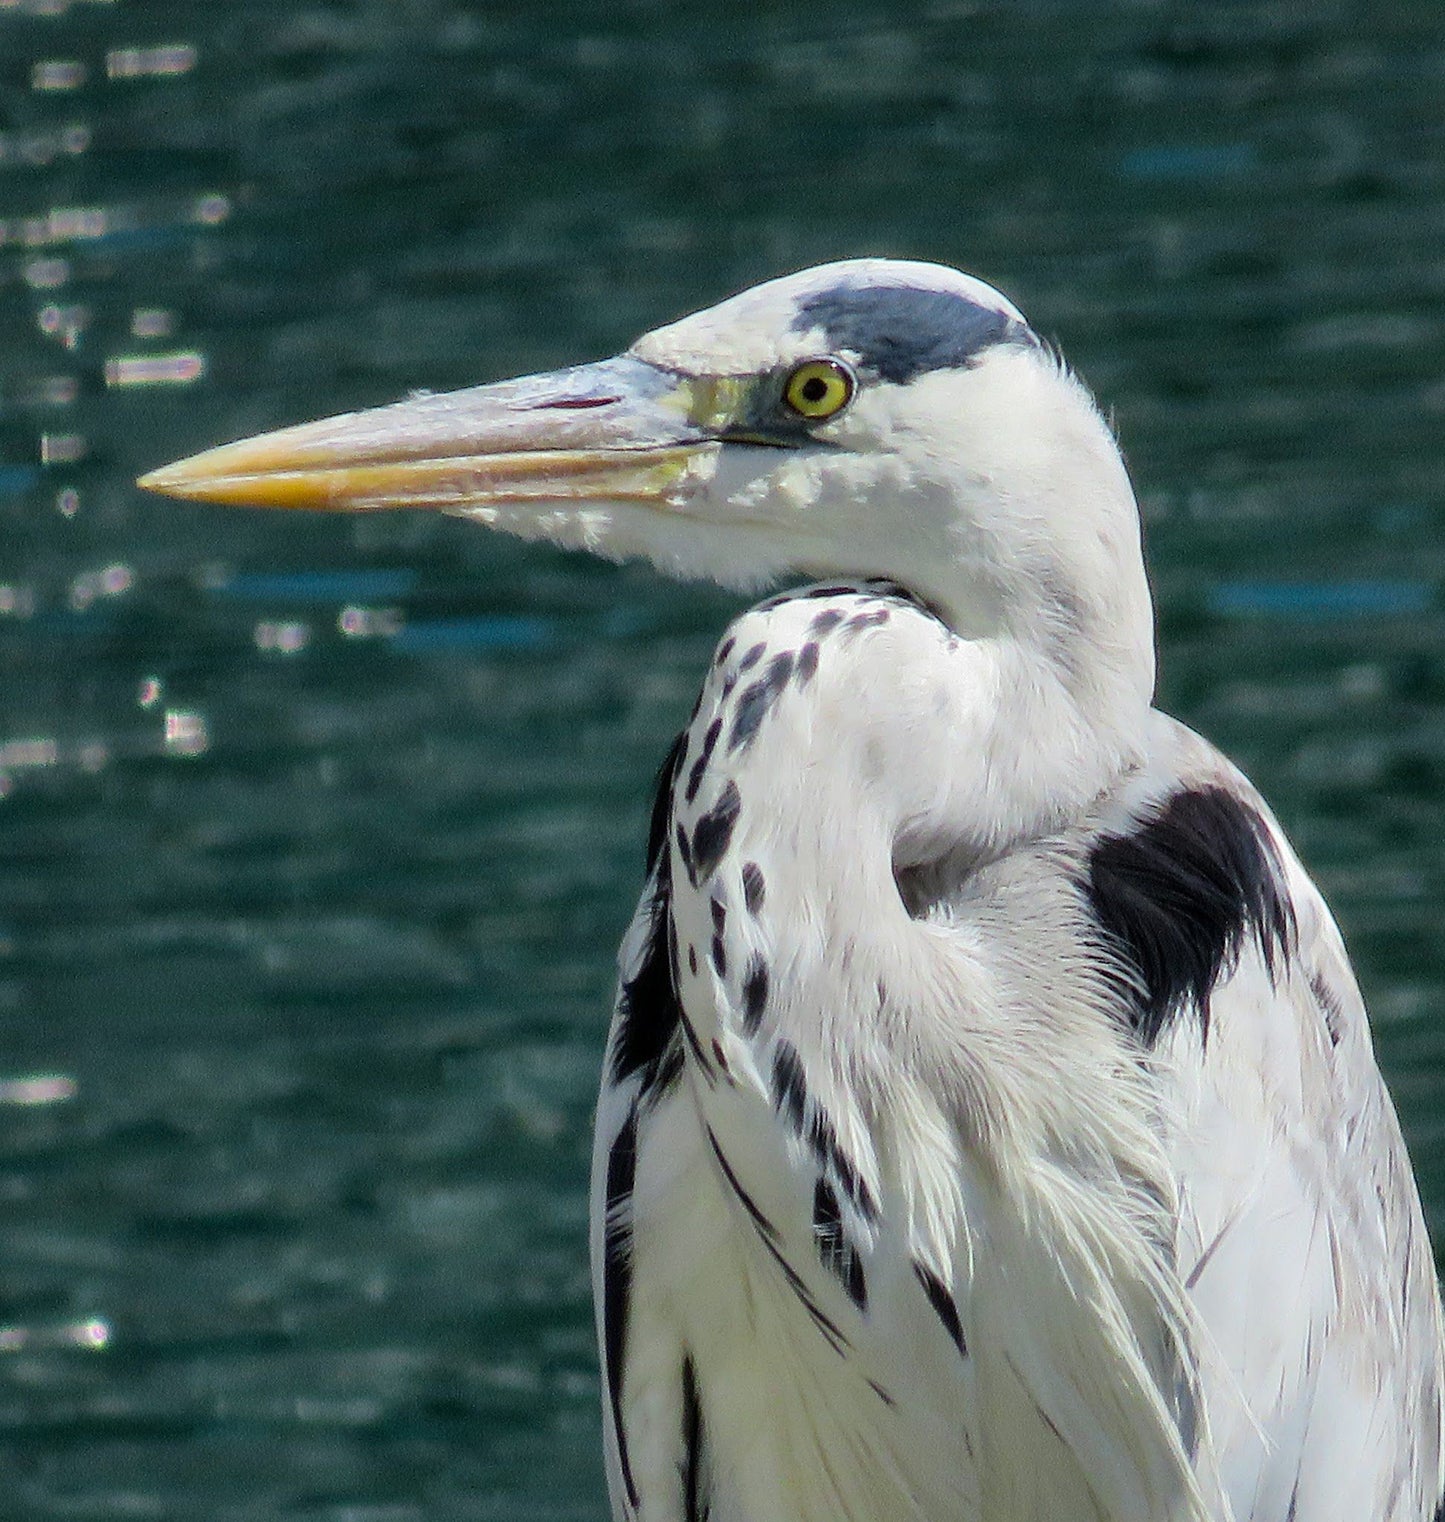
left=389, top=615, right=555, bottom=654
left=27, top=610, right=117, bottom=636
left=90, top=227, right=196, bottom=253
left=0, top=466, right=41, bottom=498
left=1119, top=143, right=1257, bottom=181
left=212, top=570, right=417, bottom=602
left=1208, top=580, right=1432, bottom=618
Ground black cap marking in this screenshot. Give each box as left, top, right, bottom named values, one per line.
left=793, top=282, right=1034, bottom=385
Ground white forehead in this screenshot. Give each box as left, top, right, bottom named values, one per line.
left=630, top=258, right=1028, bottom=374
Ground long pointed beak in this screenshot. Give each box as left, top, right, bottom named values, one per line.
left=137, top=356, right=716, bottom=513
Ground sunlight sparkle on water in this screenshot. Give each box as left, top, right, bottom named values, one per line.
left=107, top=44, right=196, bottom=79
left=0, top=738, right=58, bottom=770
left=339, top=605, right=404, bottom=638
left=0, top=1074, right=77, bottom=1105
left=105, top=351, right=206, bottom=387
left=194, top=193, right=230, bottom=225
left=0, top=124, right=89, bottom=165
left=41, top=431, right=84, bottom=464
left=0, top=1318, right=110, bottom=1353
left=24, top=257, right=69, bottom=290
left=0, top=585, right=36, bottom=617
left=1, top=0, right=119, bottom=13
left=131, top=308, right=175, bottom=339
left=31, top=59, right=86, bottom=91
left=38, top=305, right=89, bottom=346
left=164, top=710, right=209, bottom=757
left=255, top=620, right=311, bottom=654
left=69, top=561, right=133, bottom=610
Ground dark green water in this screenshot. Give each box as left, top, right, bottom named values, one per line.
left=1, top=3, right=1444, bottom=1516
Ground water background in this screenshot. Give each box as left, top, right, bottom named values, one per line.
left=2, top=3, right=1444, bottom=1517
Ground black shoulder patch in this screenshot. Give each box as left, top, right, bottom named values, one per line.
left=793, top=282, right=1034, bottom=384
left=1086, top=785, right=1296, bottom=1047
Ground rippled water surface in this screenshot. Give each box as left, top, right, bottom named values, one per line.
left=2, top=3, right=1444, bottom=1517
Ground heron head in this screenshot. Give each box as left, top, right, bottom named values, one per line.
left=140, top=259, right=1154, bottom=695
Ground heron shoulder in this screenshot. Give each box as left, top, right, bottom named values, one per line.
left=1119, top=725, right=1445, bottom=1521
left=1082, top=776, right=1295, bottom=1050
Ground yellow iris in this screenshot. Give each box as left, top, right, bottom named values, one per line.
left=783, top=359, right=854, bottom=420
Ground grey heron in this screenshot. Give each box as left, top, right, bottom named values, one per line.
left=141, top=259, right=1445, bottom=1522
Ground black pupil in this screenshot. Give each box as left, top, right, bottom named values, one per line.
left=800, top=374, right=830, bottom=403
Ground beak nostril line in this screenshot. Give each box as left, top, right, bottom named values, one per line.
left=528, top=395, right=620, bottom=410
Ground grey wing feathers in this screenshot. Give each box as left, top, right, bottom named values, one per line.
left=1160, top=800, right=1445, bottom=1522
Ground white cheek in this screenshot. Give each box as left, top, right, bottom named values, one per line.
left=680, top=449, right=826, bottom=522
left=737, top=454, right=878, bottom=531
left=768, top=455, right=829, bottom=515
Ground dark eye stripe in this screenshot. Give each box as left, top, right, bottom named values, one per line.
left=793, top=283, right=1035, bottom=384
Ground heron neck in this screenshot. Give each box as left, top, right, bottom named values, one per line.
left=676, top=584, right=1142, bottom=914
left=896, top=538, right=1158, bottom=758
left=892, top=354, right=1159, bottom=729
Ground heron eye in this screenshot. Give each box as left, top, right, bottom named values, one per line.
left=783, top=359, right=854, bottom=420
